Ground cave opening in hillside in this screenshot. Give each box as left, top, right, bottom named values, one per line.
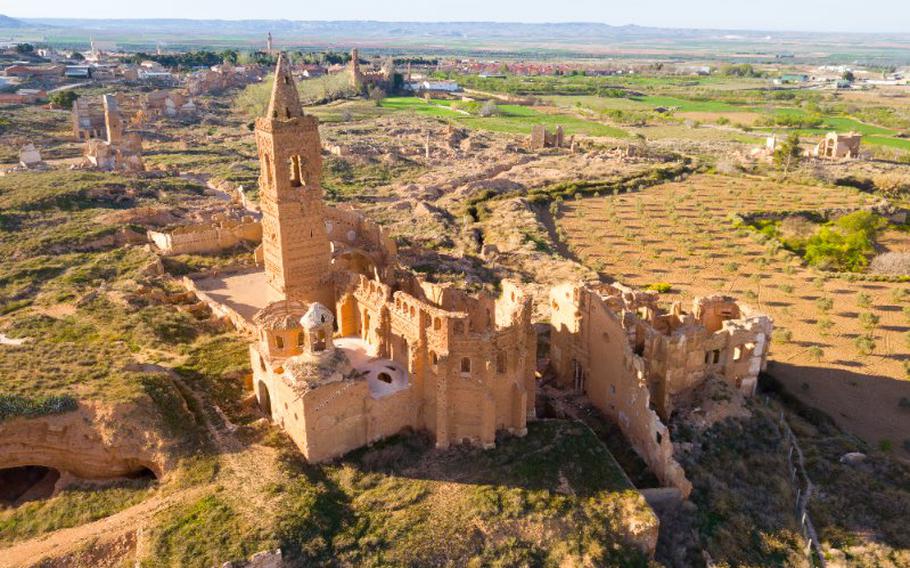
left=0, top=466, right=60, bottom=506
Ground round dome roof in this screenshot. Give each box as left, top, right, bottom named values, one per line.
left=253, top=300, right=307, bottom=330
left=301, top=302, right=334, bottom=330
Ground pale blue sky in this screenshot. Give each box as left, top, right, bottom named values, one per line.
left=3, top=0, right=909, bottom=33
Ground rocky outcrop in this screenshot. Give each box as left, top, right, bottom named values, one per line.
left=0, top=402, right=169, bottom=480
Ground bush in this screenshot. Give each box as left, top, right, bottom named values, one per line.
left=646, top=282, right=672, bottom=293
left=48, top=91, right=78, bottom=110
left=854, top=334, right=876, bottom=355
left=0, top=394, right=78, bottom=421
left=803, top=212, right=883, bottom=272
left=869, top=252, right=910, bottom=275
left=872, top=173, right=910, bottom=199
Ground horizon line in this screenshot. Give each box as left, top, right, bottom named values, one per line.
left=5, top=16, right=910, bottom=37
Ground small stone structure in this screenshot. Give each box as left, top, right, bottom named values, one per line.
left=814, top=131, right=861, bottom=159
left=529, top=125, right=565, bottom=150
left=18, top=144, right=42, bottom=168
left=73, top=91, right=196, bottom=139
left=82, top=94, right=144, bottom=171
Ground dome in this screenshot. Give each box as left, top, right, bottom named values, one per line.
left=301, top=302, right=334, bottom=330
left=253, top=300, right=307, bottom=330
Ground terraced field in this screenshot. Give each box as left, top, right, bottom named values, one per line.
left=559, top=174, right=910, bottom=457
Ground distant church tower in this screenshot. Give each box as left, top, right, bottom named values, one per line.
left=349, top=48, right=363, bottom=91
left=255, top=54, right=334, bottom=310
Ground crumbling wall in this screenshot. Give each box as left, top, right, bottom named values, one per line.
left=148, top=215, right=262, bottom=256
left=529, top=125, right=565, bottom=150
left=549, top=283, right=693, bottom=497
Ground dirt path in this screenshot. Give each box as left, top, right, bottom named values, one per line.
left=0, top=486, right=206, bottom=568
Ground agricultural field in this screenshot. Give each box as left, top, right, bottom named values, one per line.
left=379, top=96, right=629, bottom=138
left=558, top=174, right=910, bottom=458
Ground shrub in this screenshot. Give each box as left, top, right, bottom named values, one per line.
left=772, top=328, right=793, bottom=343
left=804, top=222, right=878, bottom=273
left=815, top=297, right=834, bottom=313
left=854, top=334, right=876, bottom=355
left=646, top=282, right=672, bottom=293
left=857, top=293, right=873, bottom=308
left=858, top=312, right=880, bottom=331
left=0, top=394, right=78, bottom=421
left=808, top=346, right=824, bottom=362
left=872, top=173, right=910, bottom=199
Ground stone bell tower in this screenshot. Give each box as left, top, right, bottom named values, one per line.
left=255, top=53, right=334, bottom=310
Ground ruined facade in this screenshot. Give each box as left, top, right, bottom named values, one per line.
left=72, top=96, right=108, bottom=140
left=548, top=283, right=772, bottom=497
left=82, top=94, right=144, bottom=171
left=529, top=124, right=565, bottom=150
left=73, top=91, right=195, bottom=139
left=248, top=55, right=535, bottom=462
left=814, top=131, right=862, bottom=159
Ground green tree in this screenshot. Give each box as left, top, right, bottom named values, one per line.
left=842, top=70, right=855, bottom=82
left=48, top=91, right=78, bottom=110
left=773, top=133, right=802, bottom=173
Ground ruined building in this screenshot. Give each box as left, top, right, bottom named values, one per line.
left=529, top=124, right=565, bottom=150
left=82, top=94, right=143, bottom=171
left=348, top=48, right=395, bottom=93
left=72, top=96, right=108, bottom=140
left=813, top=131, right=862, bottom=159
left=246, top=55, right=536, bottom=462
left=181, top=57, right=772, bottom=499
left=548, top=283, right=772, bottom=496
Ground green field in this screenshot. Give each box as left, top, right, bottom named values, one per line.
left=380, top=96, right=628, bottom=138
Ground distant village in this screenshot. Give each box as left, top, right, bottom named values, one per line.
left=2, top=33, right=908, bottom=109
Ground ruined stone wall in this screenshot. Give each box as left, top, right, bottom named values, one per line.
left=340, top=274, right=534, bottom=451
left=644, top=296, right=772, bottom=418
left=325, top=205, right=398, bottom=273
left=549, top=283, right=693, bottom=497
left=148, top=217, right=262, bottom=256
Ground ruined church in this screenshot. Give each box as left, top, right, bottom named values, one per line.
left=218, top=56, right=772, bottom=497
left=249, top=55, right=536, bottom=462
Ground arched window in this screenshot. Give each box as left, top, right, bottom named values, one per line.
left=296, top=332, right=304, bottom=347
left=496, top=351, right=506, bottom=374
left=289, top=155, right=302, bottom=187
left=275, top=335, right=284, bottom=349
left=460, top=357, right=471, bottom=375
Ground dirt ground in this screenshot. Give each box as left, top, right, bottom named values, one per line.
left=558, top=174, right=910, bottom=459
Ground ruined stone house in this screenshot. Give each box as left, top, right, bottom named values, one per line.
left=529, top=124, right=565, bottom=150
left=813, top=131, right=862, bottom=159
left=82, top=94, right=144, bottom=171
left=548, top=283, right=772, bottom=497
left=147, top=213, right=262, bottom=256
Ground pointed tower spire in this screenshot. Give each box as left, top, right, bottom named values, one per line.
left=266, top=53, right=303, bottom=121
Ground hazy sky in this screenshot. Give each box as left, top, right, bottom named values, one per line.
left=3, top=0, right=910, bottom=33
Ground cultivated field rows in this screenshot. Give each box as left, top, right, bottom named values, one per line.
left=559, top=174, right=910, bottom=456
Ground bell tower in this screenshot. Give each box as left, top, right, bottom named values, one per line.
left=255, top=53, right=334, bottom=310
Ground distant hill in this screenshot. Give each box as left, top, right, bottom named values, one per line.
left=0, top=14, right=26, bottom=28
